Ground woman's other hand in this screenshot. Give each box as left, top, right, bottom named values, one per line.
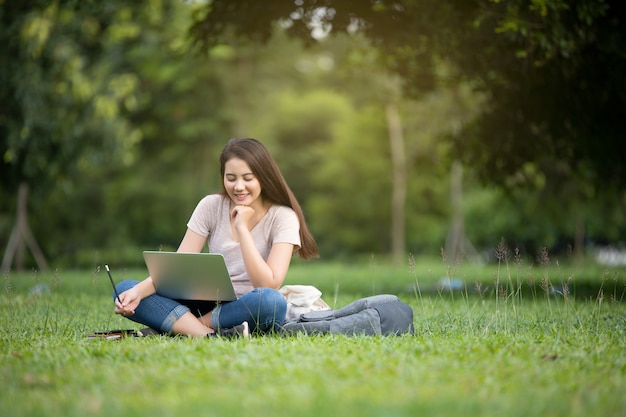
left=115, top=287, right=141, bottom=316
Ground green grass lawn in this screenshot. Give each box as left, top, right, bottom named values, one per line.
left=1, top=257, right=625, bottom=417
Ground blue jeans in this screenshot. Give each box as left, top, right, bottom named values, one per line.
left=115, top=280, right=287, bottom=334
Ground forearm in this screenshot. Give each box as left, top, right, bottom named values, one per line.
left=237, top=228, right=278, bottom=288
left=115, top=276, right=157, bottom=316
left=135, top=276, right=157, bottom=299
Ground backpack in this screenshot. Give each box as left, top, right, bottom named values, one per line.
left=281, top=294, right=414, bottom=336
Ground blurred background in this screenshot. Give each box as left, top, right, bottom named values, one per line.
left=2, top=0, right=625, bottom=270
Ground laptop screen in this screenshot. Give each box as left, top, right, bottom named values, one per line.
left=144, top=251, right=237, bottom=301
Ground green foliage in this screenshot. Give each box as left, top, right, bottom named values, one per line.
left=191, top=0, right=626, bottom=194
left=0, top=1, right=144, bottom=189
left=261, top=88, right=354, bottom=209
left=2, top=0, right=625, bottom=270
left=236, top=32, right=485, bottom=258
left=465, top=182, right=626, bottom=257
left=1, top=1, right=231, bottom=267
left=309, top=104, right=392, bottom=256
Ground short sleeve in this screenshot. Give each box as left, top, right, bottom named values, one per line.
left=186, top=194, right=223, bottom=237
left=269, top=205, right=301, bottom=249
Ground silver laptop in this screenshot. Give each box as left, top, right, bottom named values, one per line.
left=143, top=251, right=237, bottom=301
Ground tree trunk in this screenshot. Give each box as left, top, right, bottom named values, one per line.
left=1, top=182, right=49, bottom=272
left=445, top=161, right=464, bottom=264
left=386, top=103, right=406, bottom=266
left=574, top=213, right=585, bottom=263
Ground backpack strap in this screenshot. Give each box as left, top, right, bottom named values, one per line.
left=297, top=294, right=400, bottom=322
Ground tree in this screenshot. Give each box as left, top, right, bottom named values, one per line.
left=188, top=23, right=485, bottom=259
left=1, top=184, right=49, bottom=272
left=0, top=1, right=229, bottom=269
left=189, top=0, right=626, bottom=192
left=0, top=1, right=145, bottom=270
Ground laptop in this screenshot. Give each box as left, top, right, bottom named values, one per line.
left=143, top=251, right=237, bottom=301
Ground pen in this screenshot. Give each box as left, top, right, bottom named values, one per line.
left=105, top=265, right=123, bottom=305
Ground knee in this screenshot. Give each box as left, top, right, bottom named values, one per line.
left=114, top=279, right=139, bottom=300
left=257, top=288, right=287, bottom=319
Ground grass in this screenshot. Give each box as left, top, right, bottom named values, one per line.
left=1, top=254, right=625, bottom=417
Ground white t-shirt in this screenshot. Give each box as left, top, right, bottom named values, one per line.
left=186, top=194, right=301, bottom=297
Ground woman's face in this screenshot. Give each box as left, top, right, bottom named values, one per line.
left=223, top=157, right=263, bottom=208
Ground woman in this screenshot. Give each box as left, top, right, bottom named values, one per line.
left=114, top=138, right=318, bottom=337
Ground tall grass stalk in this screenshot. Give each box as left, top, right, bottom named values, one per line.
left=595, top=283, right=605, bottom=336
left=408, top=253, right=424, bottom=311
left=493, top=238, right=509, bottom=332
left=538, top=246, right=553, bottom=316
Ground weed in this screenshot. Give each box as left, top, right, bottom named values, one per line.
left=408, top=252, right=424, bottom=310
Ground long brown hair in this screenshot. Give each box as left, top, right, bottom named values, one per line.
left=219, top=138, right=319, bottom=260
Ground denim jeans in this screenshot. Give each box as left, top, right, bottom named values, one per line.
left=115, top=280, right=287, bottom=334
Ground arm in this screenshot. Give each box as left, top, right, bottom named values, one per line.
left=115, top=228, right=207, bottom=316
left=114, top=277, right=157, bottom=316
left=232, top=206, right=294, bottom=289
left=177, top=228, right=207, bottom=253
left=240, top=234, right=294, bottom=289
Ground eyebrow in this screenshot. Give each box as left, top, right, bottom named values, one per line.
left=225, top=172, right=255, bottom=177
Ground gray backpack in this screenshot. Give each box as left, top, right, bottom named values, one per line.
left=281, top=294, right=414, bottom=336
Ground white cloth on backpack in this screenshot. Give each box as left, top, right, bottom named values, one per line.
left=279, top=285, right=331, bottom=321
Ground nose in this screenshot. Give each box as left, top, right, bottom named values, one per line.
left=234, top=180, right=245, bottom=191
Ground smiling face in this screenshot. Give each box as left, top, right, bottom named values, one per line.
left=223, top=157, right=264, bottom=209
